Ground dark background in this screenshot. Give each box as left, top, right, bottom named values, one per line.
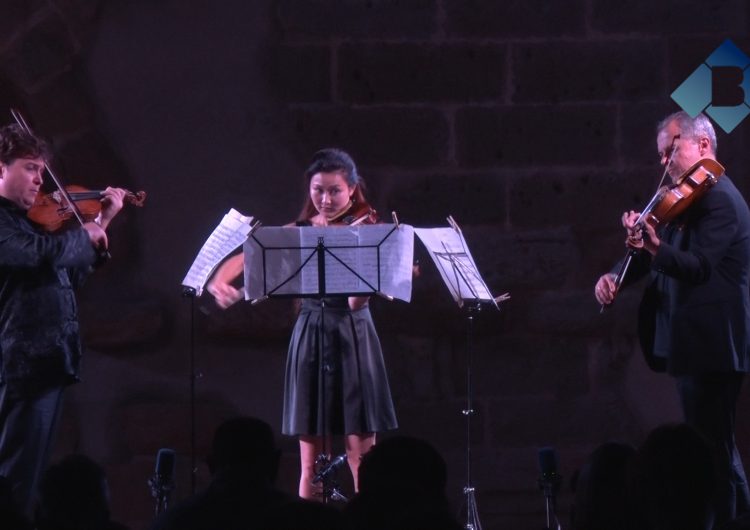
left=2, top=1, right=750, bottom=528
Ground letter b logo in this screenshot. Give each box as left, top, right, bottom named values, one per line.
left=672, top=39, right=750, bottom=133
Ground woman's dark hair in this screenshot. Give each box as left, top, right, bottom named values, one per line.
left=0, top=124, right=50, bottom=165
left=297, top=148, right=368, bottom=222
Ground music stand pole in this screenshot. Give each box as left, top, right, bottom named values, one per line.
left=311, top=237, right=350, bottom=503
left=462, top=301, right=483, bottom=530
left=181, top=287, right=198, bottom=494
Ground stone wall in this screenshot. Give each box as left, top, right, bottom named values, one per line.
left=1, top=1, right=749, bottom=528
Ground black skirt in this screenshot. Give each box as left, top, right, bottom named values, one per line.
left=282, top=297, right=398, bottom=436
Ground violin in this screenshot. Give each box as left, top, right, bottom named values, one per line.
left=603, top=157, right=724, bottom=311
left=631, top=158, right=724, bottom=232
left=329, top=200, right=378, bottom=225
left=28, top=185, right=147, bottom=232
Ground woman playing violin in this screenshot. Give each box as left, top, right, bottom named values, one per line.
left=208, top=148, right=397, bottom=499
left=594, top=112, right=750, bottom=526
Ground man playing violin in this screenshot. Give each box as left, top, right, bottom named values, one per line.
left=595, top=111, right=750, bottom=526
left=0, top=123, right=127, bottom=518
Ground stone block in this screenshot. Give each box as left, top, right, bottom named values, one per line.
left=3, top=13, right=76, bottom=91
left=55, top=130, right=130, bottom=184
left=290, top=107, right=450, bottom=167
left=444, top=0, right=586, bottom=38
left=471, top=334, right=590, bottom=400
left=455, top=105, right=616, bottom=167
left=112, top=397, right=238, bottom=456
left=591, top=0, right=746, bottom=35
left=620, top=102, right=673, bottom=168
left=339, top=42, right=506, bottom=103
left=489, top=393, right=639, bottom=447
left=383, top=333, right=463, bottom=401
left=515, top=290, right=615, bottom=336
left=274, top=0, right=436, bottom=40
left=512, top=40, right=662, bottom=103
left=80, top=298, right=166, bottom=351
left=265, top=44, right=330, bottom=103
left=458, top=225, right=579, bottom=290
left=0, top=1, right=46, bottom=51
left=395, top=397, right=484, bottom=450
left=52, top=0, right=104, bottom=41
left=381, top=172, right=507, bottom=226
left=27, top=71, right=96, bottom=137
left=508, top=168, right=658, bottom=230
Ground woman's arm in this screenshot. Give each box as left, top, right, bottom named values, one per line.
left=207, top=253, right=245, bottom=308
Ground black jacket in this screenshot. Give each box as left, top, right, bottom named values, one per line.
left=0, top=197, right=96, bottom=397
left=622, top=176, right=750, bottom=374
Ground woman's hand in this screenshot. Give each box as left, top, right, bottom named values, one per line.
left=348, top=296, right=369, bottom=311
left=207, top=253, right=245, bottom=309
left=207, top=280, right=243, bottom=309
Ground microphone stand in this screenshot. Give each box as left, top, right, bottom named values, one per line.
left=538, top=470, right=561, bottom=530
left=314, top=453, right=349, bottom=502
left=148, top=474, right=175, bottom=516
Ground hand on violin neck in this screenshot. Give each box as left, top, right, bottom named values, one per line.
left=622, top=210, right=660, bottom=255
left=83, top=222, right=108, bottom=250
left=98, top=187, right=127, bottom=230
left=639, top=222, right=660, bottom=255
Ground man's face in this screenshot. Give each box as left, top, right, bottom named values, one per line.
left=657, top=120, right=708, bottom=184
left=0, top=157, right=45, bottom=210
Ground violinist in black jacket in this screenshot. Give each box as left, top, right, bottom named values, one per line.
left=595, top=111, right=750, bottom=527
left=0, top=124, right=126, bottom=518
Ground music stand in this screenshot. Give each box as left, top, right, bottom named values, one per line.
left=182, top=209, right=258, bottom=493
left=243, top=222, right=414, bottom=501
left=415, top=217, right=509, bottom=530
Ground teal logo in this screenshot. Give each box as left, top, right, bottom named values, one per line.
left=672, top=39, right=750, bottom=133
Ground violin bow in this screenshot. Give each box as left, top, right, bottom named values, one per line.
left=602, top=134, right=682, bottom=313
left=10, top=108, right=87, bottom=228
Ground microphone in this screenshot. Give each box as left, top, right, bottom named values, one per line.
left=312, top=453, right=347, bottom=484
left=538, top=447, right=562, bottom=530
left=537, top=446, right=561, bottom=496
left=154, top=447, right=176, bottom=488
left=148, top=448, right=176, bottom=515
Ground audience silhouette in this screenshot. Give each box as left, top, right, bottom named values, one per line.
left=570, top=441, right=636, bottom=530
left=629, top=423, right=716, bottom=530
left=149, top=416, right=341, bottom=530
left=343, top=435, right=462, bottom=530
left=0, top=474, right=31, bottom=530
left=35, top=454, right=127, bottom=530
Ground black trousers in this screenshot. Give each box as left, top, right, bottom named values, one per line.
left=0, top=384, right=65, bottom=517
left=676, top=372, right=750, bottom=527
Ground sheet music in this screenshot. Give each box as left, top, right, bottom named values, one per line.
left=181, top=208, right=254, bottom=296
left=414, top=226, right=494, bottom=304
left=243, top=224, right=414, bottom=301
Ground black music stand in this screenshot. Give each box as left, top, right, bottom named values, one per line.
left=243, top=223, right=413, bottom=501
left=181, top=209, right=258, bottom=493
left=416, top=217, right=508, bottom=530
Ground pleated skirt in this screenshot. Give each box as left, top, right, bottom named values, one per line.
left=282, top=298, right=398, bottom=436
